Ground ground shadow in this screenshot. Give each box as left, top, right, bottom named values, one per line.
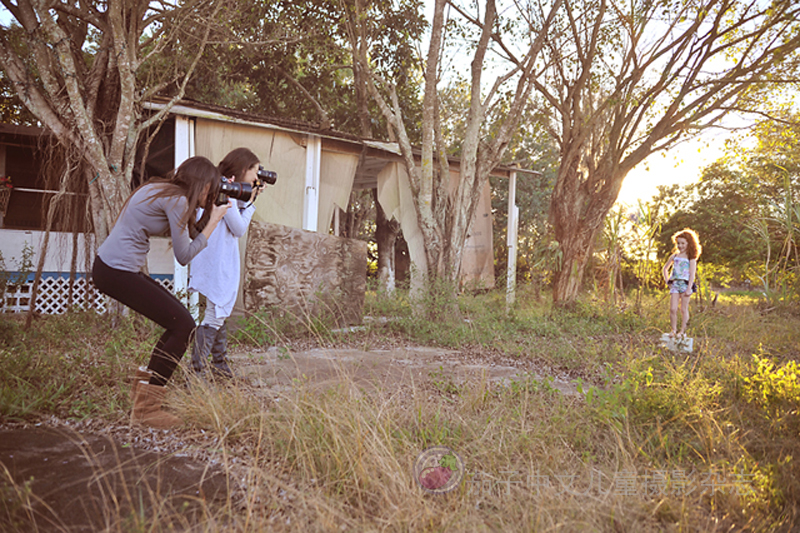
left=0, top=426, right=229, bottom=532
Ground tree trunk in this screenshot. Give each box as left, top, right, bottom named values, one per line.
left=356, top=0, right=559, bottom=305
left=551, top=222, right=598, bottom=306
left=550, top=153, right=623, bottom=306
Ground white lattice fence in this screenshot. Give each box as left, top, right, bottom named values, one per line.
left=34, top=277, right=106, bottom=314
left=2, top=276, right=175, bottom=314
left=3, top=283, right=32, bottom=313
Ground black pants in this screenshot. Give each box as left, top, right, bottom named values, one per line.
left=92, top=256, right=195, bottom=386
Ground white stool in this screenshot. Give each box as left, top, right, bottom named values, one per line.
left=660, top=333, right=693, bottom=352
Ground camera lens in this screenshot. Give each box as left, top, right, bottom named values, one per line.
left=257, top=165, right=277, bottom=185
left=216, top=179, right=254, bottom=205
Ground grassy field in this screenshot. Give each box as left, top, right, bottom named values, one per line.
left=1, top=285, right=799, bottom=531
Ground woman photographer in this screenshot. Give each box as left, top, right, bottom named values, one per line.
left=92, top=156, right=228, bottom=429
left=188, top=147, right=262, bottom=381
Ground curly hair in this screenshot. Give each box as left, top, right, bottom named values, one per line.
left=672, top=228, right=702, bottom=260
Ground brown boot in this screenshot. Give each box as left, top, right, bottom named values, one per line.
left=131, top=366, right=153, bottom=401
left=131, top=382, right=182, bottom=429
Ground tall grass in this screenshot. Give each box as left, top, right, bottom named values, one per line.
left=1, top=286, right=799, bottom=531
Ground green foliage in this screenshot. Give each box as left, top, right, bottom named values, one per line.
left=230, top=302, right=344, bottom=348
left=0, top=70, right=38, bottom=125
left=230, top=311, right=281, bottom=347
left=743, top=353, right=800, bottom=412
left=491, top=119, right=560, bottom=286
left=363, top=283, right=409, bottom=318
left=428, top=365, right=462, bottom=395
left=655, top=109, right=800, bottom=300
left=0, top=243, right=35, bottom=287
left=657, top=163, right=762, bottom=269
left=4, top=288, right=800, bottom=529
left=581, top=373, right=635, bottom=426
left=183, top=0, right=426, bottom=140
left=362, top=284, right=649, bottom=373
left=700, top=262, right=735, bottom=288
left=0, top=316, right=20, bottom=348
left=536, top=0, right=800, bottom=306
left=0, top=312, right=157, bottom=422
left=0, top=467, right=36, bottom=530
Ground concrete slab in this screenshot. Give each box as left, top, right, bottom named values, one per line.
left=0, top=426, right=229, bottom=532
left=229, top=345, right=580, bottom=397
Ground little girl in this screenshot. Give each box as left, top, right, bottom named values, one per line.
left=662, top=228, right=702, bottom=338
left=189, top=147, right=262, bottom=380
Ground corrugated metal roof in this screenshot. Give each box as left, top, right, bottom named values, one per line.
left=145, top=98, right=374, bottom=144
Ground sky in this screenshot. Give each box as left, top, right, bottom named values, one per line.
left=615, top=133, right=728, bottom=207
left=423, top=1, right=738, bottom=208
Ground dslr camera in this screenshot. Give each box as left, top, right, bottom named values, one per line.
left=215, top=165, right=278, bottom=205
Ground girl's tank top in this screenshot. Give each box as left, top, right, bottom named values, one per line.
left=670, top=256, right=690, bottom=281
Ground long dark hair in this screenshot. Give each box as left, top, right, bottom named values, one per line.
left=672, top=228, right=702, bottom=260
left=218, top=147, right=260, bottom=183
left=139, top=156, right=220, bottom=231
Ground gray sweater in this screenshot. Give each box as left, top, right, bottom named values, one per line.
left=97, top=184, right=208, bottom=272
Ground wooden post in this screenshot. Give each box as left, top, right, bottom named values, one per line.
left=173, top=116, right=199, bottom=319
left=303, top=134, right=321, bottom=232
left=506, top=169, right=518, bottom=312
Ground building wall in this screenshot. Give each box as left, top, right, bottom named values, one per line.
left=195, top=119, right=308, bottom=229
left=376, top=162, right=495, bottom=294
left=0, top=229, right=175, bottom=276
left=193, top=118, right=362, bottom=316
left=459, top=179, right=495, bottom=289
left=1, top=141, right=46, bottom=230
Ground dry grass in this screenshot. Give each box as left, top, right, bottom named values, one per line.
left=2, top=288, right=800, bottom=531
left=168, top=351, right=797, bottom=531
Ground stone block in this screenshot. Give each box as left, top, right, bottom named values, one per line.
left=243, top=221, right=367, bottom=326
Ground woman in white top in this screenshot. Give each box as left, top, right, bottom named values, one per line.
left=189, top=148, right=262, bottom=380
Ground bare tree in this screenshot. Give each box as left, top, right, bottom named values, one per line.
left=533, top=0, right=800, bottom=305
left=0, top=0, right=223, bottom=243
left=336, top=0, right=422, bottom=294
left=354, top=0, right=562, bottom=298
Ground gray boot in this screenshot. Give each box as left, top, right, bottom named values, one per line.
left=210, top=323, right=234, bottom=380
left=191, top=325, right=216, bottom=375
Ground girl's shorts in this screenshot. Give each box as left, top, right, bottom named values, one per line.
left=668, top=280, right=696, bottom=295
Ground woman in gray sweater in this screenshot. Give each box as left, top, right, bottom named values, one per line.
left=92, top=156, right=228, bottom=428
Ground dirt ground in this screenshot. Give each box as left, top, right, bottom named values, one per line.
left=1, top=345, right=579, bottom=531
